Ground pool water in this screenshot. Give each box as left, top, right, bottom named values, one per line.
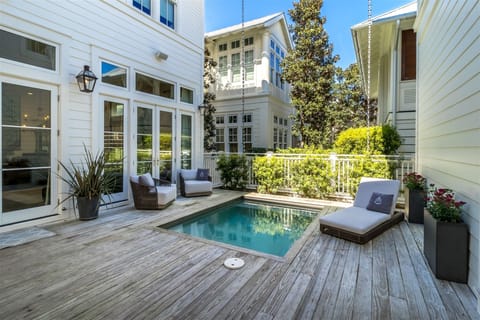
left=164, top=200, right=318, bottom=257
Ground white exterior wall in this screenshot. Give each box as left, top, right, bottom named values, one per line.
left=1, top=0, right=204, bottom=223
left=415, top=0, right=480, bottom=300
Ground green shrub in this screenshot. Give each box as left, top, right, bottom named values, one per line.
left=334, top=125, right=401, bottom=155
left=291, top=156, right=334, bottom=198
left=253, top=156, right=285, bottom=194
left=216, top=154, right=248, bottom=190
left=347, top=155, right=391, bottom=195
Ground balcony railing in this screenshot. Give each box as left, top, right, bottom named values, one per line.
left=203, top=153, right=415, bottom=197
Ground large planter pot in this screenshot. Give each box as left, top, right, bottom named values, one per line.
left=76, top=196, right=100, bottom=220
left=404, top=187, right=425, bottom=224
left=424, top=209, right=468, bottom=283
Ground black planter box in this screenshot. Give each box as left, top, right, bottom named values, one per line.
left=405, top=187, right=425, bottom=224
left=424, top=209, right=468, bottom=283
left=77, top=196, right=100, bottom=220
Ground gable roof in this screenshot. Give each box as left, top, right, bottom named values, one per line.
left=352, top=1, right=417, bottom=30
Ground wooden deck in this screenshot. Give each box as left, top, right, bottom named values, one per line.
left=0, top=189, right=478, bottom=319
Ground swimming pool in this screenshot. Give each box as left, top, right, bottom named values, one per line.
left=161, top=199, right=319, bottom=257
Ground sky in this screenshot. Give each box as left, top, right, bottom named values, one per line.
left=205, top=0, right=413, bottom=69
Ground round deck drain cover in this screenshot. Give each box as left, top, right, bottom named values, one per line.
left=224, top=257, right=245, bottom=269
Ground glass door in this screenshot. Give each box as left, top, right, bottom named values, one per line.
left=136, top=105, right=173, bottom=182
left=1, top=80, right=57, bottom=225
left=103, top=99, right=128, bottom=203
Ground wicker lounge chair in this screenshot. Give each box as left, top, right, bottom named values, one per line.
left=130, top=173, right=176, bottom=210
left=319, top=177, right=403, bottom=244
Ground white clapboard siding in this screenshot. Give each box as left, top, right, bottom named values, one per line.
left=416, top=0, right=480, bottom=299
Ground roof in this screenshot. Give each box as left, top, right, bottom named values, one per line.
left=351, top=1, right=417, bottom=30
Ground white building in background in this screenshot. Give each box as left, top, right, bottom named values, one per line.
left=205, top=13, right=295, bottom=153
left=0, top=0, right=204, bottom=227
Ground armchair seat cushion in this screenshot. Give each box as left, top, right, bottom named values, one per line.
left=156, top=184, right=176, bottom=206
left=184, top=180, right=212, bottom=195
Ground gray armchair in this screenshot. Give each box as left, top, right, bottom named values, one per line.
left=130, top=173, right=176, bottom=209
left=179, top=169, right=213, bottom=197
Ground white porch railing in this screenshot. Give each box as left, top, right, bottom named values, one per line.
left=203, top=153, right=415, bottom=196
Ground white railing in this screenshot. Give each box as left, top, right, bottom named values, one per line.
left=203, top=152, right=415, bottom=196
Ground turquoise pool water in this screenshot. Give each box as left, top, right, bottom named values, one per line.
left=164, top=200, right=318, bottom=257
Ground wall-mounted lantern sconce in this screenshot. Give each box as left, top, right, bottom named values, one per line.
left=155, top=51, right=169, bottom=61
left=76, top=65, right=98, bottom=93
left=198, top=103, right=207, bottom=115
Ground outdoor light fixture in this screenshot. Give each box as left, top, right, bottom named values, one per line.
left=198, top=103, right=207, bottom=115
left=155, top=51, right=169, bottom=61
left=76, top=65, right=97, bottom=93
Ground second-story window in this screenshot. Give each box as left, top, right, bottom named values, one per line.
left=270, top=39, right=285, bottom=89
left=244, top=37, right=253, bottom=46
left=231, top=53, right=241, bottom=82
left=231, top=40, right=240, bottom=49
left=245, top=50, right=254, bottom=81
left=133, top=0, right=151, bottom=15
left=160, top=0, right=175, bottom=29
left=219, top=43, right=227, bottom=51
left=219, top=55, right=228, bottom=80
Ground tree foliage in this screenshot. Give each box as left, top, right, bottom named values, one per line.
left=203, top=48, right=217, bottom=152
left=282, top=0, right=339, bottom=148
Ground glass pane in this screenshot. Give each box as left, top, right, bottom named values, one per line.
left=101, top=61, right=127, bottom=88
left=159, top=111, right=172, bottom=182
left=181, top=114, right=192, bottom=169
left=104, top=101, right=124, bottom=194
left=136, top=73, right=174, bottom=99
left=0, top=30, right=56, bottom=70
left=180, top=87, right=193, bottom=104
left=2, top=83, right=52, bottom=212
left=137, top=107, right=153, bottom=174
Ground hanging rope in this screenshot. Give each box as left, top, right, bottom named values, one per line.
left=241, top=0, right=246, bottom=152
left=366, top=0, right=372, bottom=152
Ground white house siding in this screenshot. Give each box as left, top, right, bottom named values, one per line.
left=1, top=0, right=204, bottom=225
left=415, top=0, right=480, bottom=300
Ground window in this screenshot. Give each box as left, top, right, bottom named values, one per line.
left=219, top=43, right=227, bottom=51
left=231, top=40, right=240, bottom=49
left=180, top=87, right=193, bottom=104
left=401, top=29, right=416, bottom=80
left=181, top=114, right=192, bottom=169
left=136, top=73, right=174, bottom=99
left=269, top=52, right=275, bottom=84
left=216, top=128, right=225, bottom=151
left=279, top=129, right=283, bottom=145
left=284, top=130, right=288, bottom=149
left=242, top=127, right=252, bottom=152
left=273, top=128, right=278, bottom=149
left=160, top=0, right=175, bottom=29
left=219, top=55, right=228, bottom=79
left=270, top=39, right=285, bottom=89
left=245, top=50, right=254, bottom=81
left=228, top=115, right=237, bottom=124
left=0, top=30, right=56, bottom=70
left=284, top=118, right=288, bottom=126
left=274, top=116, right=278, bottom=124
left=101, top=61, right=127, bottom=88
left=243, top=114, right=252, bottom=123
left=216, top=116, right=225, bottom=124
left=244, top=37, right=253, bottom=46
left=104, top=101, right=125, bottom=194
left=231, top=53, right=240, bottom=82
left=228, top=127, right=238, bottom=152
left=133, top=0, right=151, bottom=15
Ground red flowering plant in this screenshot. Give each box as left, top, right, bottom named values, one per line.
left=403, top=172, right=427, bottom=191
left=426, top=184, right=466, bottom=222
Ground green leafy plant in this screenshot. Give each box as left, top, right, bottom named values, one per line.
left=58, top=145, right=115, bottom=203
left=216, top=154, right=248, bottom=190
left=253, top=155, right=285, bottom=194
left=334, top=125, right=401, bottom=155
left=403, top=172, right=426, bottom=191
left=426, top=185, right=466, bottom=223
left=291, top=156, right=334, bottom=199
left=348, top=155, right=391, bottom=196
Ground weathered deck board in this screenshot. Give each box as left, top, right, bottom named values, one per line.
left=0, top=189, right=478, bottom=320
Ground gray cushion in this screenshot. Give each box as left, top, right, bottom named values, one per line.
left=319, top=206, right=391, bottom=235
left=196, top=168, right=209, bottom=181
left=181, top=169, right=198, bottom=181
left=353, top=178, right=400, bottom=215
left=184, top=180, right=212, bottom=194
left=156, top=184, right=176, bottom=205
left=366, top=192, right=394, bottom=214
left=139, top=173, right=155, bottom=187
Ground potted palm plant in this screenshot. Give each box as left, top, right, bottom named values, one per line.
left=403, top=172, right=426, bottom=223
left=58, top=145, right=115, bottom=220
left=424, top=184, right=468, bottom=283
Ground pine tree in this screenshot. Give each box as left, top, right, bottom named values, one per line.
left=282, top=0, right=339, bottom=148
left=203, top=48, right=217, bottom=152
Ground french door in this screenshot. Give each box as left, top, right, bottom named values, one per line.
left=103, top=98, right=128, bottom=203
left=136, top=104, right=174, bottom=182
left=0, top=79, right=57, bottom=225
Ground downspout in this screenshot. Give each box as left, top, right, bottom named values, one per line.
left=392, top=19, right=400, bottom=127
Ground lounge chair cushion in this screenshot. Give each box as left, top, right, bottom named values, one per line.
left=184, top=180, right=212, bottom=195
left=181, top=169, right=198, bottom=181
left=319, top=206, right=391, bottom=235
left=196, top=168, right=210, bottom=181
left=139, top=173, right=155, bottom=187
left=366, top=192, right=394, bottom=214
left=156, top=184, right=177, bottom=206
left=354, top=178, right=401, bottom=215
